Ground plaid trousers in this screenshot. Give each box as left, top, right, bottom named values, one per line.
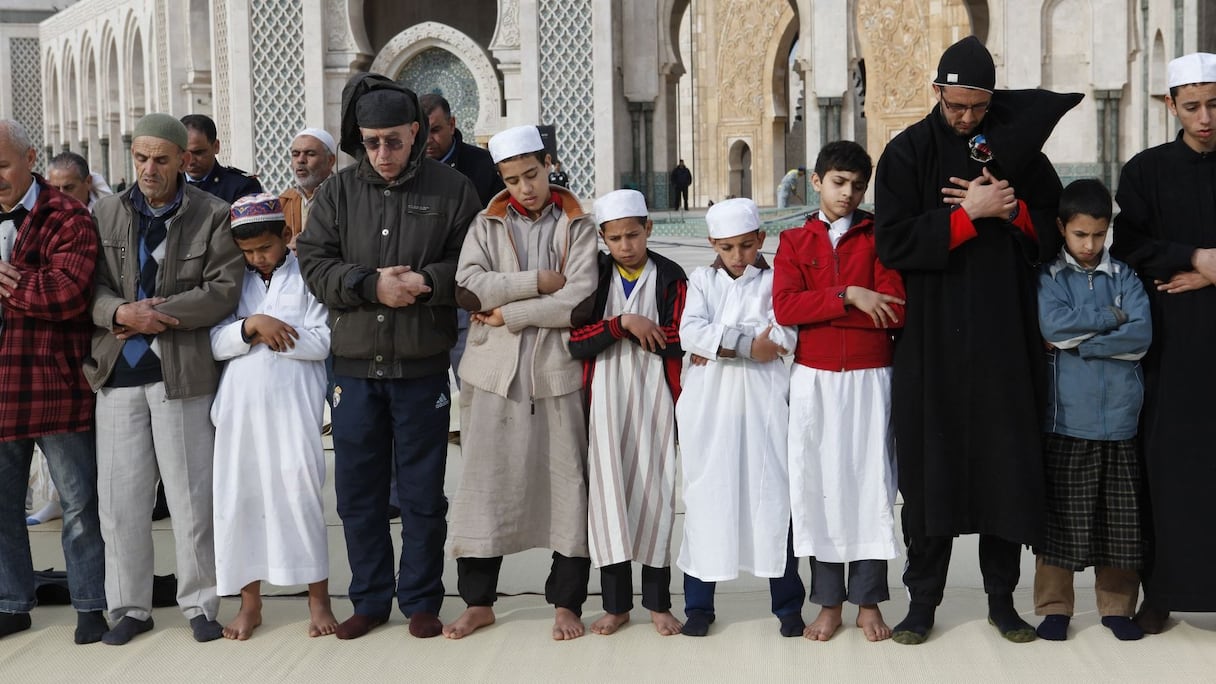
left=1040, top=433, right=1142, bottom=571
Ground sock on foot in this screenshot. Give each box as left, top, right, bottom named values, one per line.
left=988, top=594, right=1036, bottom=643
left=1102, top=615, right=1145, bottom=641
left=75, top=610, right=108, bottom=644
left=892, top=603, right=936, bottom=645
left=409, top=612, right=442, bottom=638
left=0, top=612, right=32, bottom=639
left=778, top=613, right=805, bottom=637
left=190, top=615, right=223, bottom=642
left=335, top=613, right=388, bottom=640
left=102, top=616, right=154, bottom=645
left=681, top=610, right=715, bottom=637
left=1036, top=614, right=1069, bottom=641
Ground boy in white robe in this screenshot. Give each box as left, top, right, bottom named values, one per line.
left=569, top=190, right=688, bottom=636
left=675, top=198, right=804, bottom=637
left=209, top=193, right=337, bottom=640
left=773, top=141, right=905, bottom=642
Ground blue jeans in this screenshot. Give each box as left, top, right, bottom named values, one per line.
left=0, top=430, right=106, bottom=613
left=332, top=373, right=449, bottom=618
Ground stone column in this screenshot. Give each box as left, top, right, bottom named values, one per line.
left=1094, top=89, right=1122, bottom=188
left=629, top=102, right=642, bottom=190
left=121, top=133, right=133, bottom=186
left=99, top=137, right=110, bottom=181
left=80, top=140, right=89, bottom=166
left=818, top=97, right=842, bottom=145
left=642, top=102, right=655, bottom=205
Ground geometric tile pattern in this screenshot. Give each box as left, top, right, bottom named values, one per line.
left=398, top=47, right=479, bottom=139
left=538, top=0, right=594, bottom=197
left=250, top=0, right=306, bottom=193
left=214, top=0, right=232, bottom=157
left=10, top=38, right=44, bottom=173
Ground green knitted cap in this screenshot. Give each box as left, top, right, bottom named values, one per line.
left=133, top=113, right=189, bottom=150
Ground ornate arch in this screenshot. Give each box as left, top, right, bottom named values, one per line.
left=369, top=21, right=502, bottom=136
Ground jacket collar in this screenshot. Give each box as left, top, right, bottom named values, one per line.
left=485, top=185, right=586, bottom=223
left=1049, top=246, right=1115, bottom=278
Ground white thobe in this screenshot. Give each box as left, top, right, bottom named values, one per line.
left=209, top=252, right=331, bottom=594
left=587, top=262, right=678, bottom=569
left=675, top=263, right=797, bottom=581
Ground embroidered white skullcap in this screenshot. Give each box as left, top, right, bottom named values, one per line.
left=594, top=189, right=648, bottom=225
left=489, top=125, right=545, bottom=164
left=705, top=197, right=761, bottom=239
left=295, top=127, right=336, bottom=156
left=1168, top=53, right=1216, bottom=89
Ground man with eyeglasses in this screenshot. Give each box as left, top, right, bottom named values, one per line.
left=296, top=72, right=480, bottom=640
left=874, top=36, right=1081, bottom=645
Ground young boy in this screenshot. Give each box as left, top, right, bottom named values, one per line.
left=568, top=189, right=687, bottom=636
left=676, top=197, right=803, bottom=637
left=773, top=141, right=906, bottom=642
left=1034, top=178, right=1151, bottom=642
left=209, top=193, right=337, bottom=640
left=444, top=125, right=599, bottom=641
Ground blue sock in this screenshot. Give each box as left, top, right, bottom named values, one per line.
left=1102, top=616, right=1144, bottom=641
left=1036, top=614, right=1069, bottom=641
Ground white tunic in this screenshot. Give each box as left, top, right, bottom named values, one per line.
left=587, top=262, right=678, bottom=569
left=675, top=263, right=797, bottom=581
left=788, top=364, right=899, bottom=562
left=210, top=253, right=331, bottom=594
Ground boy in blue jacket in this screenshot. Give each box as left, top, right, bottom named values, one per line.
left=1033, top=179, right=1151, bottom=642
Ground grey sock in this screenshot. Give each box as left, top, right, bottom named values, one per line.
left=75, top=610, right=109, bottom=644
left=190, top=615, right=223, bottom=642
left=0, top=612, right=32, bottom=639
left=102, top=616, right=154, bottom=645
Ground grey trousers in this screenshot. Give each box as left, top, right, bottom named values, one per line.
left=96, top=383, right=219, bottom=622
left=809, top=557, right=889, bottom=607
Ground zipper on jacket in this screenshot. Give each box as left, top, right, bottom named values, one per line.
left=1087, top=270, right=1094, bottom=290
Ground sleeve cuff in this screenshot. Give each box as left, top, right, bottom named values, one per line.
left=1009, top=200, right=1037, bottom=241
left=949, top=208, right=978, bottom=249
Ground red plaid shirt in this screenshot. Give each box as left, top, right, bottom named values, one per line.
left=0, top=176, right=98, bottom=440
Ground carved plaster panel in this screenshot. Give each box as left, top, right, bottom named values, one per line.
left=370, top=22, right=502, bottom=136
left=716, top=0, right=787, bottom=121
left=489, top=0, right=520, bottom=50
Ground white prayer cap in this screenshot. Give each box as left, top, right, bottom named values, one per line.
left=705, top=197, right=760, bottom=239
left=294, top=127, right=337, bottom=156
left=594, top=189, right=648, bottom=225
left=1167, top=53, right=1216, bottom=89
left=489, top=125, right=544, bottom=164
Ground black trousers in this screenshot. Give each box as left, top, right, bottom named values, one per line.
left=457, top=553, right=591, bottom=615
left=677, top=187, right=689, bottom=210
left=903, top=534, right=1022, bottom=606
left=600, top=562, right=671, bottom=614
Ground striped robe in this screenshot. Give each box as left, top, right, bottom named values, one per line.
left=586, top=262, right=678, bottom=569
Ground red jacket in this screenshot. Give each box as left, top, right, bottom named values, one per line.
left=0, top=176, right=98, bottom=440
left=773, top=210, right=905, bottom=371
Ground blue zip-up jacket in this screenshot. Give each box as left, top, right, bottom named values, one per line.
left=1037, top=248, right=1152, bottom=440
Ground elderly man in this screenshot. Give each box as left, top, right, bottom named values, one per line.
left=86, top=113, right=243, bottom=645
left=1111, top=52, right=1216, bottom=634
left=874, top=36, right=1081, bottom=645
left=46, top=152, right=114, bottom=210
left=297, top=73, right=478, bottom=640
left=0, top=120, right=106, bottom=643
left=180, top=114, right=263, bottom=203
left=281, top=127, right=337, bottom=247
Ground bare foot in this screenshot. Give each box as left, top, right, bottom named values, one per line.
left=856, top=604, right=891, bottom=642
left=307, top=594, right=338, bottom=637
left=650, top=610, right=683, bottom=636
left=222, top=606, right=262, bottom=641
left=590, top=612, right=630, bottom=635
left=442, top=606, right=495, bottom=640
left=803, top=605, right=843, bottom=641
left=552, top=607, right=585, bottom=641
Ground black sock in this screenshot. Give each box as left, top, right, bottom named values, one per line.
left=681, top=610, right=715, bottom=637
left=778, top=612, right=805, bottom=637
left=0, top=612, right=32, bottom=639
left=1102, top=616, right=1145, bottom=641
left=190, top=615, right=223, bottom=642
left=102, top=616, right=154, bottom=645
left=75, top=610, right=109, bottom=645
left=987, top=593, right=1036, bottom=642
left=1036, top=614, right=1069, bottom=641
left=892, top=603, right=935, bottom=645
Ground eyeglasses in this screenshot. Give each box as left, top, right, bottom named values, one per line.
left=361, top=137, right=406, bottom=152
left=939, top=95, right=991, bottom=115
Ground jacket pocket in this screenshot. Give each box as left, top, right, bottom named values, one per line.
left=173, top=238, right=209, bottom=288
left=328, top=309, right=377, bottom=359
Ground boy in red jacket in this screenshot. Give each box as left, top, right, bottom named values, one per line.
left=773, top=140, right=906, bottom=642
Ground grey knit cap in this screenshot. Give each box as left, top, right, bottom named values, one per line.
left=133, top=113, right=189, bottom=151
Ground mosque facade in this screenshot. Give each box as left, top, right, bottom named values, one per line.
left=4, top=0, right=1213, bottom=205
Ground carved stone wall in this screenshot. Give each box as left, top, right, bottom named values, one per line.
left=854, top=0, right=972, bottom=164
